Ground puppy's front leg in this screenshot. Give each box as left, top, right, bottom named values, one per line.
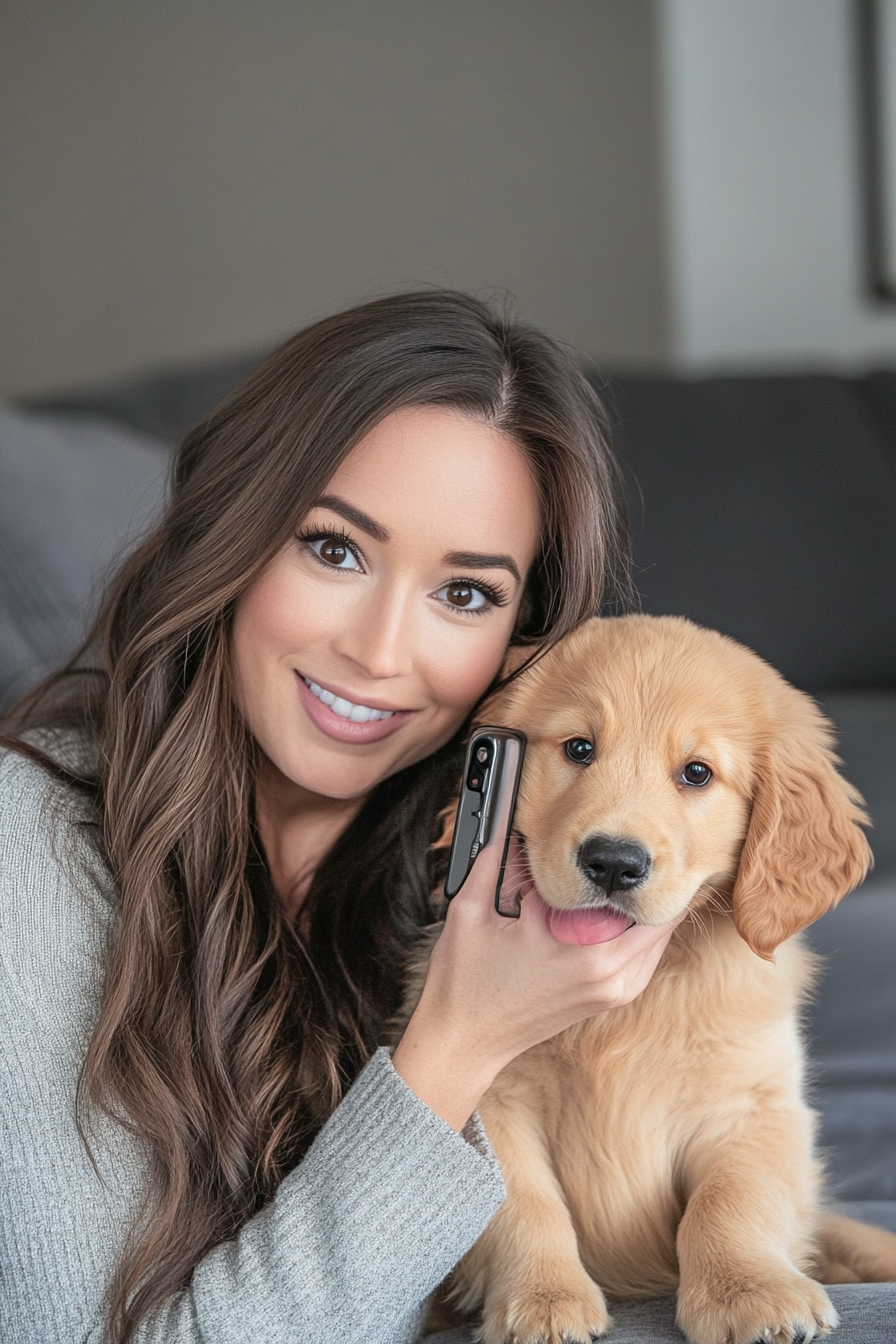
left=457, top=1086, right=611, bottom=1344
left=676, top=1116, right=839, bottom=1344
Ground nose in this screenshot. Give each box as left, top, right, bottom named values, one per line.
left=333, top=583, right=414, bottom=680
left=577, top=835, right=652, bottom=895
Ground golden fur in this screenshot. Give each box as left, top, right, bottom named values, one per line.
left=415, top=615, right=896, bottom=1344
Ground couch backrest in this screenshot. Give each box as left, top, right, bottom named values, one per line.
left=607, top=373, right=896, bottom=692
left=24, top=358, right=896, bottom=694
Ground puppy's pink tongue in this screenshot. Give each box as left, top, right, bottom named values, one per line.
left=547, top=905, right=635, bottom=945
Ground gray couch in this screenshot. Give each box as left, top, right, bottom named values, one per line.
left=4, top=356, right=895, bottom=1335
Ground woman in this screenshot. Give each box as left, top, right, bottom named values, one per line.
left=0, top=291, right=680, bottom=1343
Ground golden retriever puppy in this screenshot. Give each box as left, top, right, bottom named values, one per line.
left=419, top=615, right=896, bottom=1344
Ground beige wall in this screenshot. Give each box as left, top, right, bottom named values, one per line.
left=662, top=0, right=896, bottom=367
left=0, top=0, right=670, bottom=396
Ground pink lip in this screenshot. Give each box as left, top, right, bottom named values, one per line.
left=295, top=673, right=417, bottom=745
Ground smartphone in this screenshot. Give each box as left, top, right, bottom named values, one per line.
left=444, top=727, right=527, bottom=917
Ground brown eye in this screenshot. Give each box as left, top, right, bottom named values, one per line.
left=681, top=761, right=712, bottom=787
left=321, top=540, right=349, bottom=566
left=564, top=738, right=594, bottom=765
left=437, top=582, right=487, bottom=611
left=303, top=533, right=362, bottom=571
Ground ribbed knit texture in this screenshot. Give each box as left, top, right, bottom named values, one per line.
left=0, top=746, right=505, bottom=1343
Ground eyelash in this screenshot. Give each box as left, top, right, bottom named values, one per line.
left=445, top=577, right=510, bottom=615
left=295, top=527, right=510, bottom=614
left=296, top=526, right=363, bottom=569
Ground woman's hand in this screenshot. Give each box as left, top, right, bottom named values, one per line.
left=391, top=836, right=683, bottom=1131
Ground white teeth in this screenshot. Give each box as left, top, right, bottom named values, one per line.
left=303, top=677, right=395, bottom=723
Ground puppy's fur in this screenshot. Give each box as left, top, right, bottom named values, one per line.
left=413, top=616, right=896, bottom=1344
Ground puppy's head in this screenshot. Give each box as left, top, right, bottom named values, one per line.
left=482, top=616, right=871, bottom=958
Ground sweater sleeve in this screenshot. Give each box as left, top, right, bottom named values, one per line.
left=0, top=749, right=505, bottom=1344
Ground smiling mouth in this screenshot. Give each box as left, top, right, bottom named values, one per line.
left=301, top=676, right=397, bottom=724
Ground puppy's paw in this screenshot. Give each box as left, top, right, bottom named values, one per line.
left=479, top=1277, right=611, bottom=1344
left=676, top=1268, right=839, bottom=1344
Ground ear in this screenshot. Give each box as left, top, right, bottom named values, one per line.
left=732, top=698, right=872, bottom=958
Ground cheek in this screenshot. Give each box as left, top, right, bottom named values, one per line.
left=682, top=789, right=751, bottom=875
left=236, top=565, right=325, bottom=650
left=231, top=563, right=329, bottom=708
left=419, top=621, right=518, bottom=716
left=510, top=754, right=583, bottom=874
left=625, top=786, right=751, bottom=903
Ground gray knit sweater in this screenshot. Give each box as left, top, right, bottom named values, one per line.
left=0, top=744, right=506, bottom=1343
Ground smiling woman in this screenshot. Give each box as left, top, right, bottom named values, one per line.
left=0, top=291, right=676, bottom=1344
left=235, top=408, right=539, bottom=777
left=233, top=406, right=540, bottom=912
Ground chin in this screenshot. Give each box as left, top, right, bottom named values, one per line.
left=275, top=744, right=391, bottom=800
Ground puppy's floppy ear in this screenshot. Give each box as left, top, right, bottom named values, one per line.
left=732, top=697, right=872, bottom=959
left=500, top=643, right=538, bottom=678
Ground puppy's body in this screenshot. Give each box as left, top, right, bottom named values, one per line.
left=415, top=616, right=896, bottom=1344
left=466, top=921, right=825, bottom=1343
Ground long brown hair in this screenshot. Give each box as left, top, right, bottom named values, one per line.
left=2, top=291, right=629, bottom=1341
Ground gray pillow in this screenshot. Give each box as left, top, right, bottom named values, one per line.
left=0, top=402, right=168, bottom=707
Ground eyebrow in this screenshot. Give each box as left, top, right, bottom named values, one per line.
left=313, top=494, right=523, bottom=583
left=314, top=495, right=390, bottom=543
left=443, top=550, right=522, bottom=584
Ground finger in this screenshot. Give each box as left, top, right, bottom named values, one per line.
left=448, top=828, right=505, bottom=910
left=594, top=911, right=683, bottom=954
left=568, top=911, right=681, bottom=984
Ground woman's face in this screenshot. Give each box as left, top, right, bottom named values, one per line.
left=232, top=406, right=541, bottom=801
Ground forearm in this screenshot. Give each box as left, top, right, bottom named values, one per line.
left=127, top=1049, right=506, bottom=1343
left=392, top=1003, right=507, bottom=1133
left=6, top=1001, right=506, bottom=1344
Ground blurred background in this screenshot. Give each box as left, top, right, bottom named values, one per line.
left=7, top=0, right=896, bottom=393
left=0, top=0, right=667, bottom=391
left=1, top=0, right=896, bottom=1231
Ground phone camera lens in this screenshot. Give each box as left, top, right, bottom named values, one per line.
left=468, top=738, right=492, bottom=791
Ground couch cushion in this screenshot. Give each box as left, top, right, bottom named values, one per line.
left=818, top=692, right=896, bottom=878
left=805, top=880, right=896, bottom=1202
left=805, top=883, right=896, bottom=1082
left=0, top=402, right=168, bottom=706
left=27, top=351, right=263, bottom=446
left=607, top=374, right=896, bottom=692
left=815, top=1084, right=896, bottom=1200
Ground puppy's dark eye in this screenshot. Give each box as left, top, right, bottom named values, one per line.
left=680, top=761, right=712, bottom=787
left=564, top=738, right=594, bottom=765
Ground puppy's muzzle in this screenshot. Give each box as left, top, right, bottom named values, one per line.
left=577, top=835, right=652, bottom=897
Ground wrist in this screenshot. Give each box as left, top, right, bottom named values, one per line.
left=391, top=1003, right=507, bottom=1132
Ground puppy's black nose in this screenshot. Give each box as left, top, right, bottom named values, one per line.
left=577, top=835, right=652, bottom=894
